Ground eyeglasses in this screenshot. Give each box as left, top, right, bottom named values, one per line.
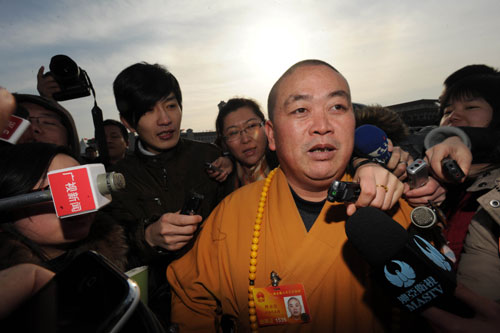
left=29, top=115, right=64, bottom=129
left=223, top=121, right=264, bottom=142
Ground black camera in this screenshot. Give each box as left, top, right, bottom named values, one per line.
left=181, top=191, right=204, bottom=215
left=45, top=54, right=91, bottom=101
left=327, top=180, right=361, bottom=203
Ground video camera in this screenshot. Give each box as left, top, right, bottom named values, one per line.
left=44, top=54, right=91, bottom=101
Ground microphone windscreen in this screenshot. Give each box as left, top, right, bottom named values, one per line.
left=346, top=207, right=408, bottom=266
left=354, top=125, right=391, bottom=163
left=410, top=206, right=436, bottom=228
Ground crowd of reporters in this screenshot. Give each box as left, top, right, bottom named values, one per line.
left=0, top=58, right=499, bottom=332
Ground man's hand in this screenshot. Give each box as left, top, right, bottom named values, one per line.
left=421, top=284, right=500, bottom=333
left=425, top=136, right=471, bottom=182
left=36, top=66, right=61, bottom=100
left=206, top=156, right=232, bottom=182
left=144, top=212, right=202, bottom=251
left=403, top=176, right=447, bottom=207
left=347, top=163, right=404, bottom=216
left=385, top=140, right=414, bottom=180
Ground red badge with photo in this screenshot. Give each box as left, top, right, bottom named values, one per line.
left=252, top=283, right=311, bottom=326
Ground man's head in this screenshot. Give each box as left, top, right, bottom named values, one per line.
left=103, top=119, right=129, bottom=163
left=265, top=60, right=355, bottom=201
left=113, top=63, right=182, bottom=153
left=14, top=94, right=80, bottom=158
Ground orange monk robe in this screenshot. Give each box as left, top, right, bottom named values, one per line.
left=167, top=168, right=413, bottom=332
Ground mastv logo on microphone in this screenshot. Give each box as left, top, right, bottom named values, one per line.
left=383, top=235, right=450, bottom=311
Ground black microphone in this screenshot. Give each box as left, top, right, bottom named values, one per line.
left=345, top=207, right=473, bottom=316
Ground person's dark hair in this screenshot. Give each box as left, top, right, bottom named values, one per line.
left=267, top=59, right=349, bottom=121
left=113, top=62, right=182, bottom=129
left=355, top=105, right=410, bottom=145
left=287, top=296, right=300, bottom=306
left=215, top=98, right=265, bottom=148
left=103, top=119, right=129, bottom=144
left=0, top=143, right=73, bottom=262
left=440, top=74, right=500, bottom=130
left=443, top=64, right=499, bottom=90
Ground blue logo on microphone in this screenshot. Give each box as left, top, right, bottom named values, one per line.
left=384, top=260, right=416, bottom=287
left=413, top=235, right=451, bottom=271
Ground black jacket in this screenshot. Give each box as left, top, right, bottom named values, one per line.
left=99, top=138, right=233, bottom=327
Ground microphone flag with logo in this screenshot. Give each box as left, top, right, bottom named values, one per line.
left=345, top=207, right=472, bottom=316
left=0, top=105, right=30, bottom=144
left=354, top=124, right=391, bottom=164
left=47, top=164, right=125, bottom=218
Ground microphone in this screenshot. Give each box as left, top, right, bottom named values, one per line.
left=0, top=105, right=31, bottom=144
left=345, top=207, right=472, bottom=316
left=354, top=125, right=391, bottom=164
left=0, top=164, right=125, bottom=218
left=410, top=206, right=436, bottom=229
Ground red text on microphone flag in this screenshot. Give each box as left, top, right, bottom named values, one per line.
left=48, top=167, right=95, bottom=217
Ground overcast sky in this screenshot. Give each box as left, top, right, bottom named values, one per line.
left=1, top=0, right=499, bottom=140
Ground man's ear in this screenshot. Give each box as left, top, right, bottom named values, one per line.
left=120, top=116, right=136, bottom=133
left=265, top=120, right=276, bottom=151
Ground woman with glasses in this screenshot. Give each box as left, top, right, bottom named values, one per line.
left=214, top=98, right=278, bottom=189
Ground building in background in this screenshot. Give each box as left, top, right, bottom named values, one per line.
left=181, top=129, right=217, bottom=143
left=386, top=99, right=440, bottom=132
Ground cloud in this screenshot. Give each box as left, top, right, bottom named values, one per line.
left=1, top=0, right=500, bottom=137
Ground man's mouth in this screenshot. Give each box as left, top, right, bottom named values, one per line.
left=157, top=130, right=173, bottom=140
left=309, top=147, right=334, bottom=152
left=308, top=144, right=336, bottom=159
left=308, top=144, right=336, bottom=153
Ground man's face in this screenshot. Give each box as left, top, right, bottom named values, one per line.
left=266, top=65, right=355, bottom=200
left=127, top=93, right=182, bottom=154
left=21, top=102, right=68, bottom=147
left=104, top=124, right=128, bottom=161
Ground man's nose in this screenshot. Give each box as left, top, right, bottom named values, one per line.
left=156, top=108, right=172, bottom=125
left=310, top=109, right=333, bottom=135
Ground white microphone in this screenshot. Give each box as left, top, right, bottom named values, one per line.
left=0, top=164, right=125, bottom=218
left=47, top=164, right=125, bottom=218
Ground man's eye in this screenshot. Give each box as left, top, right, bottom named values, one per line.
left=165, top=102, right=178, bottom=109
left=42, top=120, right=58, bottom=126
left=247, top=123, right=259, bottom=129
left=293, top=108, right=306, bottom=114
left=332, top=104, right=347, bottom=111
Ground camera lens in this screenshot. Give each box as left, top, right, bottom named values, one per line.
left=49, top=55, right=80, bottom=82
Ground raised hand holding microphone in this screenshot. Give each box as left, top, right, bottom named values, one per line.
left=425, top=136, right=471, bottom=183
left=354, top=124, right=413, bottom=180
